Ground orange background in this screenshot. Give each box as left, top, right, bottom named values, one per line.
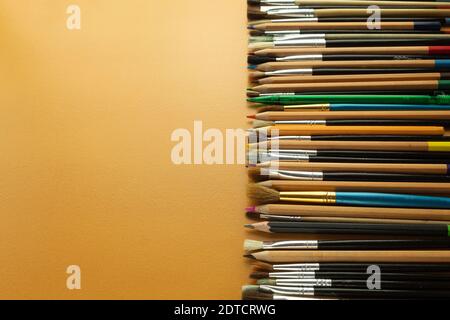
left=0, top=0, right=277, bottom=299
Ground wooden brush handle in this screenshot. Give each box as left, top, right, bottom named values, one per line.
left=258, top=73, right=445, bottom=85
left=267, top=140, right=432, bottom=151
left=258, top=22, right=417, bottom=31
left=263, top=162, right=448, bottom=174
left=262, top=204, right=450, bottom=220
left=257, top=111, right=450, bottom=120
left=262, top=180, right=450, bottom=194
left=255, top=46, right=434, bottom=56
left=254, top=250, right=450, bottom=263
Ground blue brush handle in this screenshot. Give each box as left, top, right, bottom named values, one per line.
left=336, top=192, right=450, bottom=209
left=329, top=104, right=450, bottom=111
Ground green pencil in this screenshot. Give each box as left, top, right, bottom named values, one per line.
left=248, top=94, right=450, bottom=105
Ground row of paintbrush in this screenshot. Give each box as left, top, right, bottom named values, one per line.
left=244, top=0, right=450, bottom=301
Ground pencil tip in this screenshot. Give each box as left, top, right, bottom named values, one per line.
left=246, top=206, right=256, bottom=213
left=245, top=224, right=255, bottom=229
left=247, top=114, right=256, bottom=119
left=248, top=65, right=257, bottom=70
left=243, top=254, right=255, bottom=259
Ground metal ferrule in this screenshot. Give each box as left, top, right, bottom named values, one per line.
left=265, top=68, right=314, bottom=76
left=269, top=271, right=317, bottom=279
left=260, top=285, right=315, bottom=296
left=270, top=149, right=318, bottom=155
left=284, top=104, right=331, bottom=111
left=266, top=8, right=316, bottom=17
left=273, top=39, right=326, bottom=47
left=276, top=54, right=323, bottom=61
left=262, top=169, right=323, bottom=180
left=260, top=5, right=299, bottom=13
left=269, top=135, right=312, bottom=141
left=258, top=152, right=310, bottom=161
left=260, top=92, right=296, bottom=96
left=273, top=295, right=329, bottom=300
left=273, top=263, right=321, bottom=271
left=263, top=240, right=319, bottom=249
left=267, top=17, right=319, bottom=24
left=260, top=0, right=298, bottom=5
left=272, top=34, right=325, bottom=41
left=260, top=214, right=304, bottom=221
left=280, top=191, right=337, bottom=204
left=274, top=120, right=327, bottom=125
left=275, top=279, right=333, bottom=287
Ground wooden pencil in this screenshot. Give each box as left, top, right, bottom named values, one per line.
left=249, top=125, right=444, bottom=136
left=256, top=72, right=450, bottom=85
left=253, top=46, right=450, bottom=57
left=246, top=250, right=450, bottom=263
left=254, top=60, right=450, bottom=72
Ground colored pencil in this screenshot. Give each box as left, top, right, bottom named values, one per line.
left=248, top=94, right=450, bottom=104
left=245, top=250, right=450, bottom=263
left=252, top=45, right=450, bottom=56
left=253, top=103, right=450, bottom=110
left=247, top=125, right=445, bottom=135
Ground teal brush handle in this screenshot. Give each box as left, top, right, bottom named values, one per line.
left=336, top=192, right=450, bottom=209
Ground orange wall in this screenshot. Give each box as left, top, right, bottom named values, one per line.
left=0, top=0, right=262, bottom=299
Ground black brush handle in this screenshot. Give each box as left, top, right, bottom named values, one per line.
left=329, top=280, right=450, bottom=290
left=248, top=55, right=448, bottom=64
left=314, top=272, right=450, bottom=281
left=322, top=172, right=450, bottom=182
left=315, top=150, right=450, bottom=160
left=315, top=263, right=450, bottom=273
left=270, top=221, right=447, bottom=231
left=314, top=287, right=450, bottom=298
left=317, top=239, right=450, bottom=250
left=269, top=227, right=447, bottom=236
left=326, top=119, right=450, bottom=126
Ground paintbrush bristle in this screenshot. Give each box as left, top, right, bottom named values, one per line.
left=250, top=271, right=270, bottom=279
left=244, top=239, right=264, bottom=252
left=257, top=279, right=276, bottom=285
left=256, top=105, right=284, bottom=112
left=252, top=261, right=274, bottom=271
left=242, top=291, right=273, bottom=301
left=247, top=167, right=267, bottom=182
left=253, top=119, right=273, bottom=128
left=247, top=184, right=280, bottom=204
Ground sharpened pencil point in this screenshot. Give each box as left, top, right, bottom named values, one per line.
left=246, top=206, right=256, bottom=213
left=247, top=114, right=256, bottom=119
left=243, top=254, right=256, bottom=260
left=245, top=224, right=255, bottom=229
left=248, top=65, right=257, bottom=70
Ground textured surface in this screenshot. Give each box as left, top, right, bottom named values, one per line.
left=0, top=0, right=256, bottom=299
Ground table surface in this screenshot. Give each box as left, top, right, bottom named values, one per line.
left=0, top=0, right=268, bottom=299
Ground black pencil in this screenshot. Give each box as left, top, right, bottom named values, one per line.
left=246, top=221, right=450, bottom=236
